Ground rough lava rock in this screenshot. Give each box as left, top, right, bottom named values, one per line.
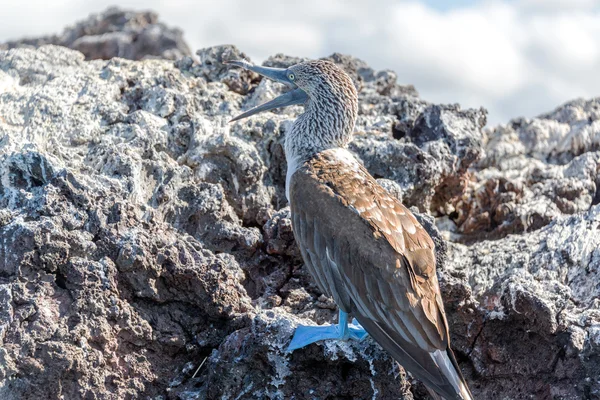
left=0, top=7, right=191, bottom=61
left=447, top=99, right=600, bottom=239
left=0, top=38, right=599, bottom=400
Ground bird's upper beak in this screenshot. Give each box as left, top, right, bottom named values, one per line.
left=225, top=60, right=308, bottom=122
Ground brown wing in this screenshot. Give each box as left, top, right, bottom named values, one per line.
left=289, top=150, right=471, bottom=400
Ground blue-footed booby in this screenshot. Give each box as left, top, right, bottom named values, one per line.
left=227, top=59, right=473, bottom=400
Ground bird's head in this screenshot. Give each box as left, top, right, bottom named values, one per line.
left=226, top=59, right=358, bottom=125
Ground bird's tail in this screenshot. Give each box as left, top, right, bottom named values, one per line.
left=429, top=348, right=473, bottom=400
left=358, top=318, right=473, bottom=399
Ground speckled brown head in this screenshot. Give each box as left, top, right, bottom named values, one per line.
left=226, top=59, right=358, bottom=158
left=287, top=60, right=358, bottom=113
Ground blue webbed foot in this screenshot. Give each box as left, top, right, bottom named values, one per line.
left=287, top=311, right=369, bottom=351
left=288, top=324, right=342, bottom=351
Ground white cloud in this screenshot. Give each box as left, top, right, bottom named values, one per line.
left=518, top=0, right=600, bottom=11
left=386, top=2, right=528, bottom=96
left=1, top=0, right=599, bottom=126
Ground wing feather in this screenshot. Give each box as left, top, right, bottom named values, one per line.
left=290, top=159, right=446, bottom=351
left=289, top=149, right=472, bottom=399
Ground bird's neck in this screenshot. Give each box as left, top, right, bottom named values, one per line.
left=284, top=100, right=356, bottom=200
left=285, top=100, right=355, bottom=160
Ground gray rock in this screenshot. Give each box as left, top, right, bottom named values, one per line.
left=0, top=7, right=191, bottom=61
left=198, top=309, right=413, bottom=400
left=449, top=98, right=600, bottom=239
left=441, top=205, right=600, bottom=399
left=0, top=39, right=598, bottom=400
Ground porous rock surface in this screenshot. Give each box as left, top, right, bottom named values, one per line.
left=0, top=7, right=191, bottom=61
left=0, top=41, right=599, bottom=400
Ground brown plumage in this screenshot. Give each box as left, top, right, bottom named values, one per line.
left=290, top=149, right=470, bottom=399
left=226, top=58, right=473, bottom=399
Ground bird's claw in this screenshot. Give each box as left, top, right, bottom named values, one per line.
left=287, top=316, right=369, bottom=351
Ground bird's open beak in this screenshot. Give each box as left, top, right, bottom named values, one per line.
left=225, top=60, right=308, bottom=122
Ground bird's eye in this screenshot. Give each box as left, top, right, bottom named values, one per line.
left=288, top=73, right=295, bottom=81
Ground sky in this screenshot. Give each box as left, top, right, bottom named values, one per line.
left=1, top=0, right=599, bottom=127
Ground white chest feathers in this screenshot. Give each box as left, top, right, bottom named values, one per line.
left=285, top=156, right=300, bottom=201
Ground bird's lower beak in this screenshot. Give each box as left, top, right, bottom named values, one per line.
left=225, top=60, right=308, bottom=122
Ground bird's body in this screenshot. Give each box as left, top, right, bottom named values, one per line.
left=227, top=59, right=473, bottom=400
left=289, top=148, right=469, bottom=399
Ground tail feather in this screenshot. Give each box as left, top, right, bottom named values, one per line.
left=430, top=349, right=473, bottom=400
left=445, top=347, right=474, bottom=400
left=357, top=317, right=472, bottom=400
